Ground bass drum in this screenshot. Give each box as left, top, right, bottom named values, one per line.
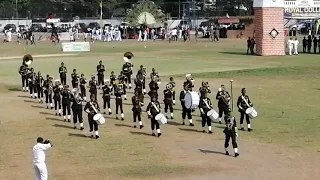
left=184, top=91, right=200, bottom=109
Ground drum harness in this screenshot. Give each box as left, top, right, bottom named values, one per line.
left=151, top=102, right=160, bottom=115
left=88, top=102, right=98, bottom=115
left=203, top=99, right=212, bottom=112
left=241, top=96, right=251, bottom=109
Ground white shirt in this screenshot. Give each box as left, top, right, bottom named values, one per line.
left=171, top=29, right=177, bottom=35
left=33, top=143, right=52, bottom=164
left=287, top=40, right=293, bottom=47
left=293, top=40, right=299, bottom=46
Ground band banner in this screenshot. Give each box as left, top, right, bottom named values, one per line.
left=61, top=42, right=90, bottom=52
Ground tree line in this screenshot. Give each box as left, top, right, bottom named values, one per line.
left=0, top=0, right=253, bottom=19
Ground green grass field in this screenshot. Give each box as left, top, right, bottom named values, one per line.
left=0, top=39, right=319, bottom=180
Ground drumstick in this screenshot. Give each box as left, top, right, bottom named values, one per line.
left=230, top=79, right=234, bottom=112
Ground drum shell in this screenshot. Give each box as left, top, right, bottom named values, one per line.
left=155, top=113, right=167, bottom=125
left=207, top=109, right=219, bottom=121
left=184, top=92, right=200, bottom=109
left=245, top=107, right=257, bottom=118
left=93, top=113, right=106, bottom=125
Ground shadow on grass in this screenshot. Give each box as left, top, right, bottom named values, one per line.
left=130, top=131, right=152, bottom=136
left=53, top=124, right=74, bottom=129
left=8, top=87, right=21, bottom=91
left=219, top=51, right=249, bottom=56
left=31, top=105, right=45, bottom=109
left=167, top=121, right=182, bottom=126
left=68, top=133, right=88, bottom=138
left=24, top=99, right=38, bottom=103
left=215, top=126, right=226, bottom=129
left=198, top=149, right=226, bottom=155
left=39, top=112, right=55, bottom=116
left=179, top=128, right=203, bottom=133
left=46, top=117, right=62, bottom=122
left=18, top=95, right=30, bottom=98
left=106, top=116, right=120, bottom=120
left=114, top=123, right=132, bottom=128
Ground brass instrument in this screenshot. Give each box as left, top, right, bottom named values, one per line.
left=186, top=74, right=194, bottom=83
left=117, top=84, right=123, bottom=93
left=23, top=54, right=33, bottom=66
left=123, top=52, right=134, bottom=63
left=73, top=88, right=83, bottom=104
left=166, top=83, right=173, bottom=90
left=142, top=68, right=147, bottom=77
left=153, top=75, right=161, bottom=84
left=104, top=79, right=113, bottom=90
left=54, top=79, right=63, bottom=89
left=202, top=81, right=209, bottom=88
left=220, top=91, right=230, bottom=106
left=201, top=81, right=210, bottom=93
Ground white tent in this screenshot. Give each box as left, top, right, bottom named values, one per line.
left=137, top=12, right=156, bottom=25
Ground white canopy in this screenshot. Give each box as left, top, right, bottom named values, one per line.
left=137, top=12, right=156, bottom=25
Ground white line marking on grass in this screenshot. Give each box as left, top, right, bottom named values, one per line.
left=0, top=54, right=78, bottom=60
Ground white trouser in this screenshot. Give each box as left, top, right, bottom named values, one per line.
left=138, top=35, right=142, bottom=41
left=288, top=46, right=293, bottom=55
left=143, top=34, right=147, bottom=41
left=294, top=46, right=298, bottom=54
left=34, top=163, right=48, bottom=180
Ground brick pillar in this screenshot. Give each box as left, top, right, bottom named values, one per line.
left=254, top=1, right=285, bottom=56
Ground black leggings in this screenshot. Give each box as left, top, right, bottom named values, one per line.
left=133, top=109, right=141, bottom=122
left=151, top=118, right=160, bottom=130
left=240, top=111, right=250, bottom=125
left=201, top=114, right=211, bottom=127
left=54, top=98, right=61, bottom=110
left=62, top=104, right=71, bottom=115
left=98, top=74, right=104, bottom=86
left=21, top=76, right=28, bottom=88
left=60, top=75, right=66, bottom=85
left=142, top=78, right=146, bottom=89
left=29, top=84, right=37, bottom=95
left=80, top=86, right=86, bottom=97
left=45, top=92, right=53, bottom=104
left=164, top=100, right=173, bottom=113
left=116, top=99, right=123, bottom=114
left=125, top=74, right=131, bottom=84
left=182, top=106, right=192, bottom=119
left=219, top=107, right=229, bottom=118
left=103, top=97, right=111, bottom=109
left=172, top=90, right=175, bottom=101
left=72, top=107, right=83, bottom=124
left=37, top=85, right=43, bottom=99
left=88, top=114, right=98, bottom=131
left=225, top=133, right=238, bottom=148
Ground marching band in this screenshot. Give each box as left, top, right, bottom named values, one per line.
left=19, top=52, right=258, bottom=157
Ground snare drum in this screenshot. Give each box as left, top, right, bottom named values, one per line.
left=207, top=109, right=219, bottom=122
left=155, top=113, right=167, bottom=125
left=245, top=107, right=258, bottom=119
left=93, top=113, right=106, bottom=125
left=184, top=91, right=200, bottom=109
